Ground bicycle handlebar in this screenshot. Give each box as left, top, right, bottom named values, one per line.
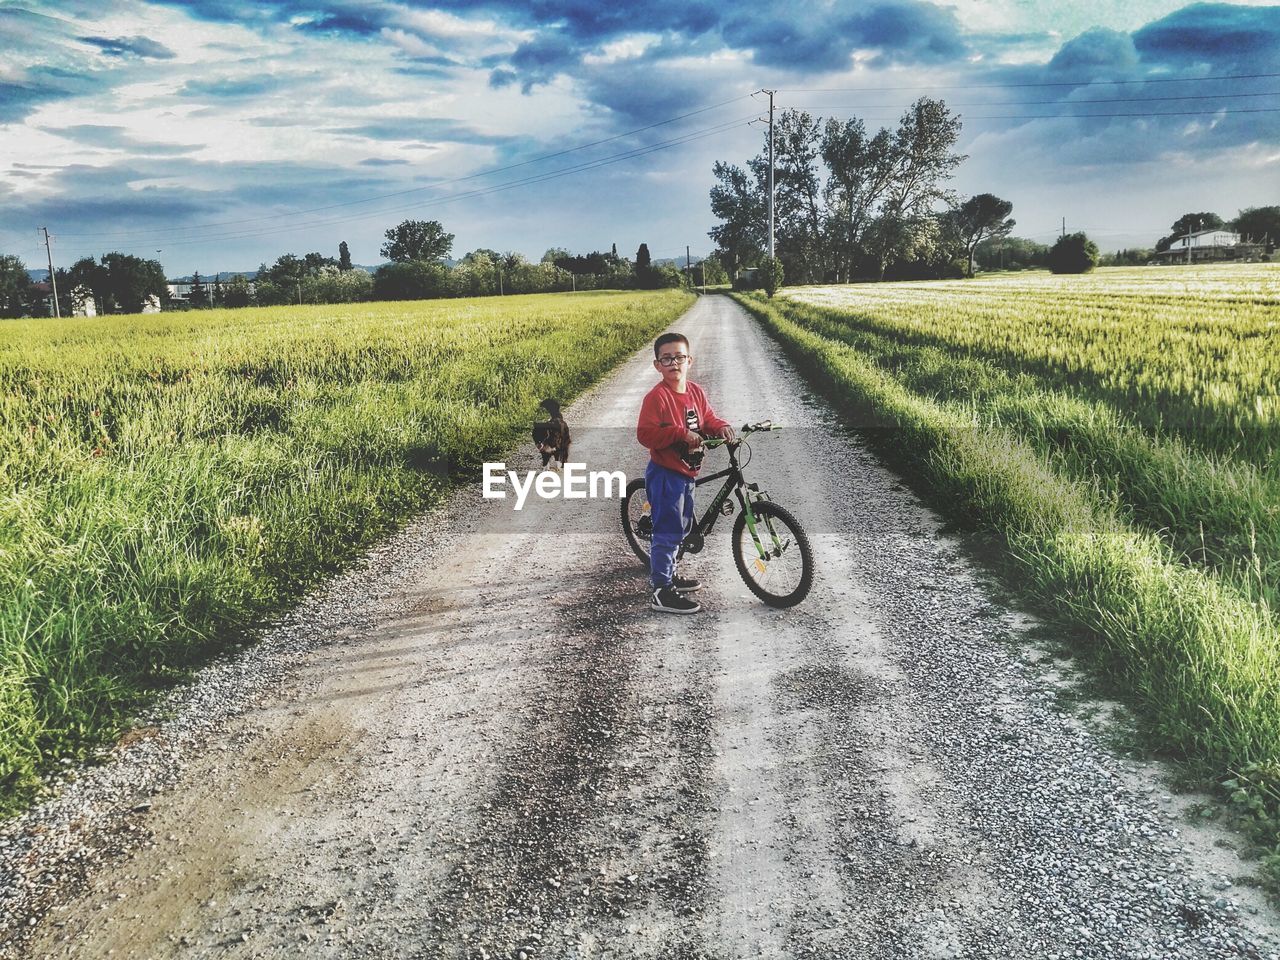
left=701, top=420, right=781, bottom=448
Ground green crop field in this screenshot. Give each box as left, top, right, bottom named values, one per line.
left=0, top=289, right=694, bottom=814
left=734, top=265, right=1280, bottom=863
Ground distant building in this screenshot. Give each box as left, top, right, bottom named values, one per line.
left=1152, top=228, right=1265, bottom=264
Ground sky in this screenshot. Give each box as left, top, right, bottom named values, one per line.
left=1, top=0, right=1278, bottom=276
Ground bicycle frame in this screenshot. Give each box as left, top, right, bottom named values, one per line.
left=679, top=434, right=785, bottom=562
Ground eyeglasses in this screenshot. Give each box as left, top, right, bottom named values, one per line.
left=657, top=354, right=690, bottom=367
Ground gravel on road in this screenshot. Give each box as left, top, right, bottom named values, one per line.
left=2, top=294, right=1277, bottom=959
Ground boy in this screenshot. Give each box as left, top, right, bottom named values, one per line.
left=636, top=332, right=735, bottom=614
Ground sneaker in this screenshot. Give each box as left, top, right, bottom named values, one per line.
left=651, top=586, right=701, bottom=614
left=671, top=574, right=702, bottom=594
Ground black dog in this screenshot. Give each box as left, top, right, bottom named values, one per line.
left=532, top=398, right=571, bottom=469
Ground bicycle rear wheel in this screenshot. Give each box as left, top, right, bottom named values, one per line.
left=621, top=477, right=652, bottom=565
left=732, top=500, right=813, bottom=608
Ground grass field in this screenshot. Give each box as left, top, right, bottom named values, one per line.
left=0, top=289, right=694, bottom=814
left=734, top=264, right=1280, bottom=865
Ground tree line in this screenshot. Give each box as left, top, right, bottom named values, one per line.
left=710, top=98, right=1020, bottom=284
left=709, top=98, right=1279, bottom=288
left=0, top=220, right=718, bottom=318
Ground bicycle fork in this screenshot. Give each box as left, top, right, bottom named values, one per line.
left=740, top=483, right=788, bottom=561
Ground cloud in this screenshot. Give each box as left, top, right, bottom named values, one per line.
left=481, top=0, right=970, bottom=91
left=39, top=124, right=196, bottom=155
left=503, top=34, right=581, bottom=91
left=293, top=10, right=384, bottom=36
left=846, top=2, right=970, bottom=64
left=78, top=34, right=177, bottom=58
left=0, top=63, right=105, bottom=124
left=178, top=74, right=285, bottom=98
left=332, top=118, right=513, bottom=146
left=0, top=80, right=73, bottom=124
left=1046, top=27, right=1139, bottom=75
left=1133, top=2, right=1280, bottom=71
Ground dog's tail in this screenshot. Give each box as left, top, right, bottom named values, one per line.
left=540, top=398, right=562, bottom=419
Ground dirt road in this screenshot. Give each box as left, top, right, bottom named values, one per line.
left=4, top=294, right=1279, bottom=959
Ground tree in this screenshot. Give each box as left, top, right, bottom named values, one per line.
left=635, top=243, right=651, bottom=270
left=953, top=194, right=1015, bottom=277
left=373, top=261, right=450, bottom=300
left=1047, top=232, right=1099, bottom=274
left=872, top=98, right=966, bottom=279
left=974, top=236, right=1049, bottom=271
left=0, top=255, right=34, bottom=318
left=700, top=256, right=728, bottom=286
left=68, top=252, right=166, bottom=314
left=338, top=241, right=352, bottom=271
left=452, top=251, right=498, bottom=297
left=303, top=252, right=337, bottom=275
left=305, top=267, right=373, bottom=303
left=541, top=247, right=570, bottom=264
left=770, top=109, right=828, bottom=284
left=1230, top=206, right=1280, bottom=249
left=821, top=118, right=895, bottom=282
left=259, top=254, right=304, bottom=287
left=381, top=219, right=454, bottom=263
left=1156, top=212, right=1223, bottom=252
left=257, top=252, right=335, bottom=291
left=759, top=255, right=784, bottom=298
left=708, top=160, right=766, bottom=276
left=1099, top=248, right=1154, bottom=266
left=221, top=274, right=254, bottom=308
left=189, top=271, right=209, bottom=308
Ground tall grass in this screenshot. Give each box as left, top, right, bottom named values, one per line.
left=733, top=276, right=1280, bottom=789
left=790, top=266, right=1280, bottom=464
left=765, top=297, right=1280, bottom=616
left=0, top=290, right=693, bottom=813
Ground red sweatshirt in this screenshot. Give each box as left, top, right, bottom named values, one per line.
left=636, top=379, right=730, bottom=478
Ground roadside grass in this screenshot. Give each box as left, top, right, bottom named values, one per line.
left=763, top=300, right=1280, bottom=618
left=732, top=283, right=1280, bottom=881
left=0, top=289, right=693, bottom=815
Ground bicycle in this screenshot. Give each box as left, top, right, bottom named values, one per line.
left=621, top=421, right=814, bottom=608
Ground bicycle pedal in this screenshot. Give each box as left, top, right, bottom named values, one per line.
left=720, top=500, right=734, bottom=516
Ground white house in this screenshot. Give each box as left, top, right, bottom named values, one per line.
left=1170, top=228, right=1239, bottom=250
left=1154, top=228, right=1263, bottom=264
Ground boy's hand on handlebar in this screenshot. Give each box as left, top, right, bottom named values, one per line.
left=684, top=430, right=703, bottom=449
left=715, top=424, right=737, bottom=442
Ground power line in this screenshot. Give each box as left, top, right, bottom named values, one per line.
left=55, top=93, right=758, bottom=240
left=778, top=70, right=1280, bottom=93
left=788, top=104, right=1280, bottom=120
left=955, top=106, right=1280, bottom=120
left=794, top=90, right=1279, bottom=108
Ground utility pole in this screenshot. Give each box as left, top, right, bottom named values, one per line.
left=497, top=266, right=504, bottom=296
left=42, top=227, right=60, bottom=318
left=686, top=245, right=692, bottom=290
left=1061, top=217, right=1066, bottom=239
left=767, top=89, right=776, bottom=260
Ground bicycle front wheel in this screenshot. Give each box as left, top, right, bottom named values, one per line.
left=621, top=477, right=652, bottom=565
left=732, top=500, right=813, bottom=608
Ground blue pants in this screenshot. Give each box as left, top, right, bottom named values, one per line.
left=646, top=460, right=695, bottom=589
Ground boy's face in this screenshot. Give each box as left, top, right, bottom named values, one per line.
left=654, top=340, right=692, bottom=387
